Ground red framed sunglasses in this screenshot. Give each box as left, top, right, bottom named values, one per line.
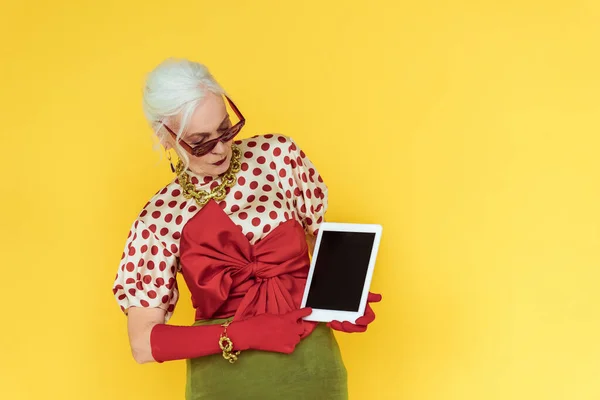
left=163, top=95, right=245, bottom=157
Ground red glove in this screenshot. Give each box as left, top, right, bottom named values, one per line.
left=327, top=292, right=382, bottom=333
left=151, top=308, right=312, bottom=362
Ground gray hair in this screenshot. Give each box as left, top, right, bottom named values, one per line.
left=142, top=58, right=226, bottom=168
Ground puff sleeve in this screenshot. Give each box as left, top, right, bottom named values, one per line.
left=112, top=219, right=179, bottom=322
left=286, top=137, right=329, bottom=236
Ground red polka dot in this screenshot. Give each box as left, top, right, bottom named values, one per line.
left=284, top=156, right=290, bottom=165
left=155, top=199, right=164, bottom=207
left=140, top=300, right=149, bottom=307
left=270, top=161, right=277, bottom=170
left=317, top=216, right=323, bottom=224
left=171, top=244, right=178, bottom=253
left=301, top=204, right=307, bottom=213
left=257, top=205, right=266, bottom=213
left=269, top=211, right=278, bottom=219
left=278, top=136, right=287, bottom=143
left=168, top=305, right=175, bottom=312
left=140, top=210, right=148, bottom=217
left=241, top=162, right=249, bottom=171
left=165, top=214, right=173, bottom=223
left=279, top=169, right=287, bottom=178
left=159, top=261, right=167, bottom=271
left=264, top=134, right=273, bottom=139
left=176, top=215, right=183, bottom=225
left=253, top=168, right=262, bottom=176
left=143, top=275, right=152, bottom=284
left=300, top=150, right=306, bottom=158
left=149, top=224, right=157, bottom=233
left=191, top=177, right=199, bottom=185
left=138, top=259, right=145, bottom=267
left=239, top=212, right=248, bottom=220
left=163, top=249, right=172, bottom=257
left=126, top=278, right=135, bottom=284
left=148, top=290, right=157, bottom=299
left=189, top=206, right=198, bottom=213
left=302, top=173, right=308, bottom=183
left=136, top=282, right=143, bottom=290
left=247, top=195, right=256, bottom=203
left=160, top=227, right=169, bottom=236
left=246, top=232, right=254, bottom=241
left=172, top=189, right=181, bottom=196
left=273, top=200, right=282, bottom=208
left=126, top=262, right=135, bottom=272
left=128, top=247, right=136, bottom=256
left=238, top=176, right=246, bottom=185
left=294, top=187, right=302, bottom=197
left=291, top=159, right=297, bottom=168
left=257, top=156, right=266, bottom=164
left=284, top=212, right=290, bottom=219
left=286, top=190, right=292, bottom=199
left=290, top=142, right=297, bottom=151
left=276, top=193, right=284, bottom=200
left=151, top=246, right=159, bottom=255
left=219, top=201, right=227, bottom=210
left=156, top=278, right=165, bottom=287
left=161, top=295, right=169, bottom=303
left=172, top=232, right=181, bottom=240
left=142, top=230, right=150, bottom=239
left=244, top=151, right=254, bottom=159
left=306, top=217, right=313, bottom=226
left=318, top=175, right=324, bottom=183
left=248, top=141, right=257, bottom=147
left=210, top=181, right=219, bottom=190
left=259, top=195, right=269, bottom=202
left=288, top=177, right=294, bottom=186
left=180, top=202, right=187, bottom=210
left=262, top=184, right=272, bottom=192
left=266, top=174, right=275, bottom=182
left=252, top=217, right=261, bottom=226
left=261, top=143, right=270, bottom=151
left=306, top=189, right=312, bottom=199
left=250, top=181, right=258, bottom=190
left=152, top=211, right=161, bottom=219
left=147, top=261, right=155, bottom=270
left=168, top=200, right=177, bottom=208
left=118, top=295, right=126, bottom=301
left=273, top=147, right=282, bottom=156
left=234, top=191, right=243, bottom=200
left=263, top=224, right=271, bottom=233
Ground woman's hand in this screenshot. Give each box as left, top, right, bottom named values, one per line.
left=327, top=292, right=382, bottom=333
left=233, top=308, right=313, bottom=354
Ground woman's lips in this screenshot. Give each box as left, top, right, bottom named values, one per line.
left=213, top=156, right=227, bottom=166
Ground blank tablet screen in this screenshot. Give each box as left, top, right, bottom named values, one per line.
left=305, top=231, right=376, bottom=312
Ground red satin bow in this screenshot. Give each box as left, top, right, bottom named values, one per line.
left=179, top=200, right=314, bottom=329
left=327, top=292, right=382, bottom=333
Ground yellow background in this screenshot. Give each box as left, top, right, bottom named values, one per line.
left=1, top=0, right=599, bottom=399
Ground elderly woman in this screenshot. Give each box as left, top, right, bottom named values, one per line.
left=112, top=58, right=382, bottom=400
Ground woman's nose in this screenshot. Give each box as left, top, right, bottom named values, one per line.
left=211, top=139, right=227, bottom=154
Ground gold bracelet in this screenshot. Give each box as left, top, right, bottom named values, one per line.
left=219, top=320, right=241, bottom=363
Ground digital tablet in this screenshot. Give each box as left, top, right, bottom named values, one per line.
left=300, top=222, right=382, bottom=323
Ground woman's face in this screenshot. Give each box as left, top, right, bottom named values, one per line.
left=166, top=91, right=234, bottom=177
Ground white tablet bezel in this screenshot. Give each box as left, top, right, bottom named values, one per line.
left=300, top=222, right=382, bottom=323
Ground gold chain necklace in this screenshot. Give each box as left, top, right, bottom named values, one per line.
left=175, top=144, right=241, bottom=206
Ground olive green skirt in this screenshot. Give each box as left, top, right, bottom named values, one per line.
left=186, top=318, right=348, bottom=400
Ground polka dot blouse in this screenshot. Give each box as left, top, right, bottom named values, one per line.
left=112, top=134, right=328, bottom=322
